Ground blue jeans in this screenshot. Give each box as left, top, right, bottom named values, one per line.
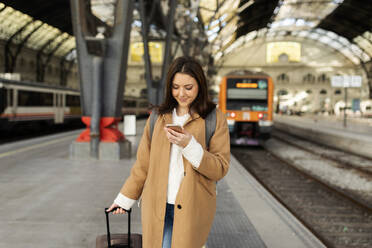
left=162, top=203, right=174, bottom=248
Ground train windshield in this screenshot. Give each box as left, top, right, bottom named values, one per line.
left=226, top=78, right=268, bottom=111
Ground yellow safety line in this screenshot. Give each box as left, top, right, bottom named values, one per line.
left=0, top=135, right=77, bottom=159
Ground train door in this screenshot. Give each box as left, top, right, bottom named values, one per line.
left=54, top=93, right=64, bottom=123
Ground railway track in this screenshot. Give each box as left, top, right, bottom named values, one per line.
left=269, top=130, right=372, bottom=210
left=232, top=145, right=372, bottom=248
left=272, top=130, right=372, bottom=176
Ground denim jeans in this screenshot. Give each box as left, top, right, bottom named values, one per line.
left=162, top=203, right=174, bottom=248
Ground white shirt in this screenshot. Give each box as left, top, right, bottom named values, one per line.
left=114, top=109, right=204, bottom=209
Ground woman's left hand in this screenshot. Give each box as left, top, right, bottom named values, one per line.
left=164, top=127, right=192, bottom=148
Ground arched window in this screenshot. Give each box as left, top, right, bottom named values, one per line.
left=278, top=53, right=289, bottom=62
left=277, top=73, right=289, bottom=83
left=318, top=73, right=329, bottom=83
left=320, top=89, right=327, bottom=95
left=277, top=89, right=289, bottom=96
left=303, top=73, right=315, bottom=83
left=306, top=89, right=312, bottom=94
left=334, top=89, right=342, bottom=95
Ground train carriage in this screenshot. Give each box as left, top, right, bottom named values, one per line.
left=0, top=78, right=81, bottom=130
left=218, top=71, right=274, bottom=145
left=0, top=78, right=150, bottom=131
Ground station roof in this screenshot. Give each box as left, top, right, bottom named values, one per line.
left=0, top=0, right=75, bottom=59
left=201, top=0, right=372, bottom=64
left=0, top=0, right=371, bottom=65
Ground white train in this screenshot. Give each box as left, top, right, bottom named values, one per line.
left=0, top=78, right=151, bottom=131
left=0, top=79, right=81, bottom=130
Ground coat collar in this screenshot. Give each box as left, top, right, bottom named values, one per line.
left=161, top=109, right=201, bottom=126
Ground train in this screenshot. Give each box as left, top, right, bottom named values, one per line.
left=0, top=78, right=81, bottom=130
left=0, top=78, right=150, bottom=131
left=218, top=71, right=274, bottom=145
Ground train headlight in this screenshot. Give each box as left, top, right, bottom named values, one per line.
left=258, top=113, right=263, bottom=119
left=231, top=112, right=236, bottom=118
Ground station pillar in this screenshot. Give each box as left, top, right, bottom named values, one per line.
left=69, top=0, right=133, bottom=160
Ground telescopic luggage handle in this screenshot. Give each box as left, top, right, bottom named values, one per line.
left=104, top=207, right=132, bottom=248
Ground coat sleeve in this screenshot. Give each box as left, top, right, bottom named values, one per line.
left=119, top=117, right=151, bottom=200
left=194, top=109, right=230, bottom=181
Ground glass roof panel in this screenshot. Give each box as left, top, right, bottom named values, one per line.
left=272, top=0, right=344, bottom=30
left=339, top=47, right=359, bottom=64
left=0, top=4, right=75, bottom=58
left=91, top=0, right=116, bottom=26
left=354, top=36, right=372, bottom=57
left=54, top=37, right=76, bottom=57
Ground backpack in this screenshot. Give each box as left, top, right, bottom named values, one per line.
left=149, top=108, right=217, bottom=149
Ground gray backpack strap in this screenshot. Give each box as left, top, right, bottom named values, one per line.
left=149, top=110, right=158, bottom=140
left=205, top=108, right=217, bottom=149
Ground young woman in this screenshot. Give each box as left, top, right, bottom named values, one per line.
left=107, top=56, right=230, bottom=248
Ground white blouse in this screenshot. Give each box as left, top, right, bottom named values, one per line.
left=114, top=109, right=204, bottom=209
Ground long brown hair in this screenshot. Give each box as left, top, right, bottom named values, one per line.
left=157, top=56, right=216, bottom=119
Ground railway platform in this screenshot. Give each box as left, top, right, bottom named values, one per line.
left=0, top=119, right=325, bottom=248
left=274, top=114, right=372, bottom=159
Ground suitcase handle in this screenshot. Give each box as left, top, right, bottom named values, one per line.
left=104, top=207, right=132, bottom=248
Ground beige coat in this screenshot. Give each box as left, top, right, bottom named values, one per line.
left=120, top=109, right=230, bottom=248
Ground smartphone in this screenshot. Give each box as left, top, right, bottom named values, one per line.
left=166, top=124, right=183, bottom=133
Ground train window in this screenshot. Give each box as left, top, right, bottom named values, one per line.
left=123, top=100, right=136, bottom=107
left=66, top=95, right=80, bottom=107
left=9, top=89, right=13, bottom=106
left=227, top=89, right=267, bottom=100
left=18, top=90, right=53, bottom=106
left=0, top=88, right=5, bottom=113
left=226, top=78, right=268, bottom=111
left=139, top=101, right=149, bottom=108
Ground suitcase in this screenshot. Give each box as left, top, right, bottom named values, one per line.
left=96, top=208, right=142, bottom=248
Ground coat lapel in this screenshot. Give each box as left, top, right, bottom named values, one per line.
left=162, top=112, right=173, bottom=125
left=184, top=111, right=201, bottom=127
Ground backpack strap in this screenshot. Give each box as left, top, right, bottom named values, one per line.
left=149, top=110, right=158, bottom=140
left=205, top=108, right=217, bottom=149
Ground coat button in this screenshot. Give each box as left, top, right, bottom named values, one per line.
left=177, top=204, right=182, bottom=209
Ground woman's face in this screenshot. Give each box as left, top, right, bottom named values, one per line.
left=172, top=72, right=199, bottom=109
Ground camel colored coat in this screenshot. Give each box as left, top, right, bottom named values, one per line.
left=120, top=109, right=230, bottom=248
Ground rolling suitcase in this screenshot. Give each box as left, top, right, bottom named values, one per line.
left=96, top=208, right=142, bottom=248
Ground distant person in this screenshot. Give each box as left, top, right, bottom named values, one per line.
left=107, top=56, right=230, bottom=248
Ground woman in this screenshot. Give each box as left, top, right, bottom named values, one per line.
left=107, top=56, right=230, bottom=248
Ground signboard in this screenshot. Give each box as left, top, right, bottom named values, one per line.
left=331, top=75, right=362, bottom=88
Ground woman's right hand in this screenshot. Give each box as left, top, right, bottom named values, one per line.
left=106, top=203, right=127, bottom=215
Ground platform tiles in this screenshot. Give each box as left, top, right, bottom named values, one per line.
left=0, top=118, right=324, bottom=248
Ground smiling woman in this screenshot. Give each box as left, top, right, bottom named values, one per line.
left=107, top=56, right=230, bottom=248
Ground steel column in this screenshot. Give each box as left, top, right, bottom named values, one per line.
left=138, top=0, right=155, bottom=105
left=70, top=0, right=134, bottom=159
left=158, top=0, right=177, bottom=105
left=91, top=55, right=104, bottom=159
left=59, top=48, right=75, bottom=86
